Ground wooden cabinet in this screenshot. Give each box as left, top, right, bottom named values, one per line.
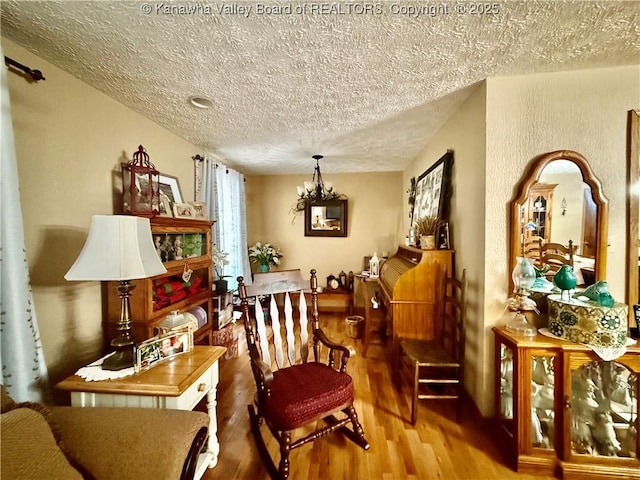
left=107, top=217, right=215, bottom=346
left=526, top=183, right=557, bottom=243
left=494, top=327, right=639, bottom=479
left=379, top=247, right=454, bottom=342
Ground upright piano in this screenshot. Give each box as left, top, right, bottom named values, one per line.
left=377, top=245, right=454, bottom=342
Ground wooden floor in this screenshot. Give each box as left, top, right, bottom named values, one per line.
left=203, top=314, right=555, bottom=480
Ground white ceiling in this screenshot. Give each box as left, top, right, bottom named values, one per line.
left=1, top=1, right=639, bottom=175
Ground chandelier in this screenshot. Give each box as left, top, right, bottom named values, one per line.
left=293, top=155, right=342, bottom=213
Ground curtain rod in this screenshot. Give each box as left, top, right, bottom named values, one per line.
left=4, top=56, right=45, bottom=82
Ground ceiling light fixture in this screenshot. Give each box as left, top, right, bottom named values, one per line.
left=188, top=96, right=213, bottom=109
left=292, top=155, right=344, bottom=214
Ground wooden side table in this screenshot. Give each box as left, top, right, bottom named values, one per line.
left=57, top=346, right=227, bottom=480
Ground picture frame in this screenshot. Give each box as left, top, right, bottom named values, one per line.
left=304, top=199, right=348, bottom=237
left=188, top=201, right=207, bottom=219
left=158, top=196, right=173, bottom=217
left=134, top=330, right=192, bottom=372
left=173, top=202, right=197, bottom=219
left=411, top=150, right=454, bottom=225
left=158, top=173, right=184, bottom=206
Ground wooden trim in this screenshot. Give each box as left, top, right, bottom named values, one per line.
left=627, top=110, right=639, bottom=308
left=509, top=150, right=609, bottom=292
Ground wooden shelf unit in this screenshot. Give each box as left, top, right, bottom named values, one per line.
left=106, top=217, right=215, bottom=346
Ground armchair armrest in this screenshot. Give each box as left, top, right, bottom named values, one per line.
left=314, top=328, right=355, bottom=372
left=51, top=406, right=209, bottom=480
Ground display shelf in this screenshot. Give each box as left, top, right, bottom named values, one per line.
left=494, top=327, right=639, bottom=479
left=106, top=217, right=215, bottom=346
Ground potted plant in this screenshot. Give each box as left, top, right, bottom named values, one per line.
left=213, top=246, right=230, bottom=293
left=414, top=215, right=441, bottom=250
left=248, top=242, right=283, bottom=272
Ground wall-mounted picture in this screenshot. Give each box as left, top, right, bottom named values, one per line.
left=134, top=330, right=191, bottom=372
left=411, top=150, right=454, bottom=225
left=173, top=203, right=197, bottom=219
left=159, top=173, right=183, bottom=207
left=304, top=199, right=348, bottom=237
left=188, top=201, right=207, bottom=219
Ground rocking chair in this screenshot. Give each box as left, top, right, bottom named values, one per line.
left=237, top=269, right=370, bottom=480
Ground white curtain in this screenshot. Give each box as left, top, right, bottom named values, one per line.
left=0, top=47, right=50, bottom=402
left=198, top=155, right=251, bottom=290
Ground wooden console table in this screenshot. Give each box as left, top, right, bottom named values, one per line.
left=317, top=290, right=352, bottom=314
left=57, top=346, right=227, bottom=480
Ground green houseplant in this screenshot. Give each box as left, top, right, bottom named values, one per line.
left=248, top=242, right=283, bottom=272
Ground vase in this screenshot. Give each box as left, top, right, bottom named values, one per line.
left=420, top=235, right=436, bottom=250
left=259, top=264, right=270, bottom=273
left=214, top=279, right=228, bottom=294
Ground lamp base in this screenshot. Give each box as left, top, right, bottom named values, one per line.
left=102, top=348, right=134, bottom=371
left=506, top=312, right=537, bottom=337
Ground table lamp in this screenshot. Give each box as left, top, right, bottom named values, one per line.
left=65, top=215, right=167, bottom=370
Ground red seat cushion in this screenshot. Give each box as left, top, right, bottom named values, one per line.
left=265, top=362, right=354, bottom=431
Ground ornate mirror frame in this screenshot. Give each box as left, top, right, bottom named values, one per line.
left=304, top=199, right=348, bottom=237
left=627, top=110, right=639, bottom=308
left=509, top=150, right=609, bottom=292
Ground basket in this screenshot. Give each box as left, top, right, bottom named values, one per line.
left=345, top=315, right=364, bottom=339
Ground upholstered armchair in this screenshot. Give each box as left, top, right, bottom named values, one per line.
left=1, top=387, right=209, bottom=480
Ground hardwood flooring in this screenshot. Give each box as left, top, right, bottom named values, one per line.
left=203, top=314, right=555, bottom=480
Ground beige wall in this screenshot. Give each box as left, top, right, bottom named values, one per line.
left=3, top=38, right=199, bottom=384
left=404, top=82, right=488, bottom=414
left=245, top=172, right=404, bottom=284
left=480, top=65, right=639, bottom=415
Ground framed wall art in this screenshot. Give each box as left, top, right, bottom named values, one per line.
left=411, top=150, right=454, bottom=224
left=159, top=173, right=183, bottom=206
left=304, top=199, right=348, bottom=237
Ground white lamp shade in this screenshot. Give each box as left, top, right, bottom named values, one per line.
left=65, top=215, right=167, bottom=281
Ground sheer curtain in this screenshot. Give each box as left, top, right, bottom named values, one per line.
left=0, top=47, right=50, bottom=402
left=198, top=155, right=251, bottom=290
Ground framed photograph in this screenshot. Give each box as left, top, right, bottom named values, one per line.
left=158, top=195, right=173, bottom=217
left=304, top=199, right=348, bottom=237
left=134, top=330, right=192, bottom=372
left=188, top=201, right=207, bottom=219
left=411, top=150, right=454, bottom=225
left=159, top=173, right=183, bottom=206
left=173, top=202, right=197, bottom=219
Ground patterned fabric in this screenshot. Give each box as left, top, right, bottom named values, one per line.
left=265, top=362, right=354, bottom=431
left=547, top=294, right=629, bottom=361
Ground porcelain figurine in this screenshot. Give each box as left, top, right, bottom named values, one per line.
left=553, top=265, right=577, bottom=300
left=592, top=411, right=622, bottom=456
left=582, top=280, right=610, bottom=301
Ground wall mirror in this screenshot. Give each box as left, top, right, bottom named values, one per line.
left=304, top=199, right=348, bottom=237
left=509, top=150, right=609, bottom=292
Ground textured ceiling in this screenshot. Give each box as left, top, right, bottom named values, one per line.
left=1, top=1, right=639, bottom=175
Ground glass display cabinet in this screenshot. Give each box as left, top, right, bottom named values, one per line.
left=494, top=327, right=639, bottom=479
left=107, top=217, right=215, bottom=346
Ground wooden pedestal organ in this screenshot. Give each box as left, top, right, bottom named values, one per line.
left=377, top=246, right=455, bottom=346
